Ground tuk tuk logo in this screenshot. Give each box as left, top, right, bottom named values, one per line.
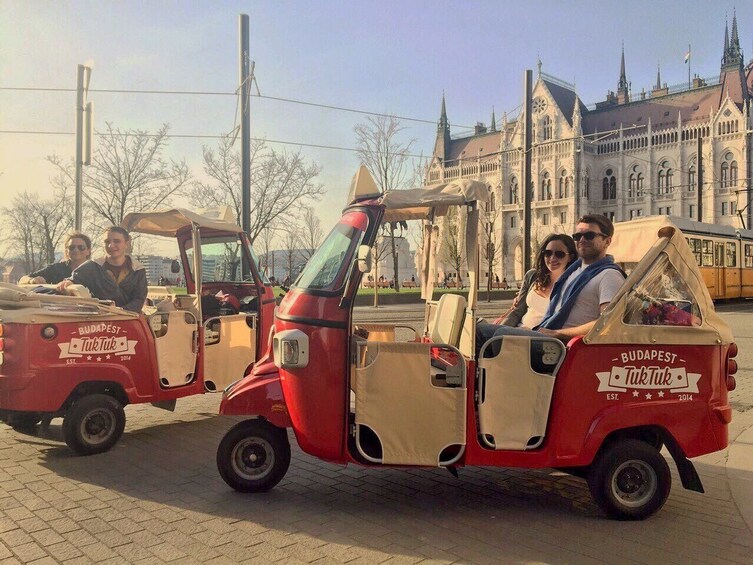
left=596, top=366, right=701, bottom=394
left=58, top=336, right=138, bottom=359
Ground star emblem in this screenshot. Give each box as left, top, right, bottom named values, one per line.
left=105, top=354, right=111, bottom=360
left=657, top=391, right=664, bottom=398
left=632, top=390, right=639, bottom=398
left=645, top=392, right=653, bottom=400
left=87, top=355, right=92, bottom=361
left=96, top=356, right=102, bottom=362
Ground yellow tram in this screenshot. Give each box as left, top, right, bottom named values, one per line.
left=611, top=215, right=753, bottom=300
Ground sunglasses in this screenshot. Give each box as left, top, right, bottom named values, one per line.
left=68, top=245, right=88, bottom=251
left=544, top=249, right=568, bottom=259
left=572, top=231, right=607, bottom=242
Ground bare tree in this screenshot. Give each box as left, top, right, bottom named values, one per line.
left=3, top=193, right=45, bottom=273
left=480, top=200, right=500, bottom=301
left=188, top=137, right=324, bottom=245
left=354, top=115, right=415, bottom=292
left=440, top=206, right=465, bottom=288
left=48, top=123, right=190, bottom=231
left=297, top=206, right=323, bottom=263
left=369, top=234, right=393, bottom=307
left=282, top=227, right=299, bottom=284
left=258, top=222, right=280, bottom=279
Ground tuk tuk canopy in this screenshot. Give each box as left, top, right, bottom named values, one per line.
left=379, top=179, right=490, bottom=223
left=587, top=221, right=733, bottom=345
left=121, top=206, right=242, bottom=237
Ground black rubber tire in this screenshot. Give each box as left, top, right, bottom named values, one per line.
left=62, top=394, right=126, bottom=456
left=10, top=413, right=42, bottom=432
left=587, top=439, right=671, bottom=520
left=217, top=419, right=291, bottom=492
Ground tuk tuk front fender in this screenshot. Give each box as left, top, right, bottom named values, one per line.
left=219, top=367, right=291, bottom=428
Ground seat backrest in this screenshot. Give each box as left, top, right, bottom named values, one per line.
left=429, top=293, right=467, bottom=347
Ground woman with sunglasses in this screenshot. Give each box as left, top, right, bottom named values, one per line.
left=499, top=234, right=577, bottom=329
left=19, top=232, right=92, bottom=284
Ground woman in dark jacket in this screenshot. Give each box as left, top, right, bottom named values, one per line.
left=58, top=227, right=148, bottom=313
left=19, top=232, right=92, bottom=284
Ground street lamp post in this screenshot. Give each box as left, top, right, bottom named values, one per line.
left=74, top=64, right=92, bottom=231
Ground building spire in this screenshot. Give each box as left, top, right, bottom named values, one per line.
left=440, top=91, right=447, bottom=125
left=617, top=43, right=629, bottom=103
left=655, top=64, right=662, bottom=90
left=490, top=107, right=497, bottom=132
left=732, top=10, right=740, bottom=50
left=722, top=12, right=743, bottom=68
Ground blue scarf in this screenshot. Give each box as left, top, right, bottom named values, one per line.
left=535, top=256, right=624, bottom=330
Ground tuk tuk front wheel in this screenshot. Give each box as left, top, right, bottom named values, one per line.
left=62, top=394, right=126, bottom=456
left=587, top=439, right=671, bottom=520
left=217, top=419, right=291, bottom=493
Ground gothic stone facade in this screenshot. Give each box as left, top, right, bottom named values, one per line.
left=427, top=17, right=752, bottom=283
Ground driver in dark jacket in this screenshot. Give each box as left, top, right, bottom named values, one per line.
left=58, top=226, right=148, bottom=313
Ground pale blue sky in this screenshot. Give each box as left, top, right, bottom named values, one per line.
left=1, top=0, right=748, bottom=232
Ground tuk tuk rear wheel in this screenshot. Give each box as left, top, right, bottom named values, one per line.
left=62, top=394, right=126, bottom=456
left=587, top=439, right=671, bottom=520
left=217, top=419, right=290, bottom=493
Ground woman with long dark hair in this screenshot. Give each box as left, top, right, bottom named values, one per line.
left=501, top=233, right=577, bottom=329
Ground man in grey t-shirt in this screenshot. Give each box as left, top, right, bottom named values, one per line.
left=538, top=214, right=625, bottom=340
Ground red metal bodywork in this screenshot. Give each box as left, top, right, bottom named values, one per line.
left=218, top=203, right=731, bottom=473
left=1, top=226, right=274, bottom=418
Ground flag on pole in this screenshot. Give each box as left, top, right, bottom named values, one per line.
left=684, top=48, right=691, bottom=64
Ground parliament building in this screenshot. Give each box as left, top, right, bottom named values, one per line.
left=427, top=16, right=752, bottom=282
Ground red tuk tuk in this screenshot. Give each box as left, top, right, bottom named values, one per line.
left=0, top=208, right=275, bottom=454
left=217, top=168, right=737, bottom=520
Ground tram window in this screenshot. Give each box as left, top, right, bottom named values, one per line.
left=702, top=240, right=713, bottom=266
left=688, top=238, right=702, bottom=266
left=745, top=244, right=753, bottom=268
left=726, top=242, right=737, bottom=267
left=714, top=243, right=724, bottom=267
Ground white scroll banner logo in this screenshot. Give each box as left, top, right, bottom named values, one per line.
left=596, top=365, right=701, bottom=394
left=58, top=336, right=138, bottom=359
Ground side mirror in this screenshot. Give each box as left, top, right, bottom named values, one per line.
left=357, top=245, right=372, bottom=273
left=170, top=260, right=181, bottom=274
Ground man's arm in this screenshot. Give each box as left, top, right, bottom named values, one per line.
left=538, top=302, right=610, bottom=339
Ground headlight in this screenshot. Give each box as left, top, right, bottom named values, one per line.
left=273, top=329, right=309, bottom=369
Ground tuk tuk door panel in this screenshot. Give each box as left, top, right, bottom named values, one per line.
left=203, top=314, right=257, bottom=391
left=150, top=311, right=198, bottom=388
left=354, top=341, right=466, bottom=466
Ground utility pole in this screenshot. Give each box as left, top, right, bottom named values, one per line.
left=697, top=134, right=703, bottom=221
left=522, top=69, right=533, bottom=272
left=239, top=14, right=251, bottom=277
left=74, top=64, right=92, bottom=231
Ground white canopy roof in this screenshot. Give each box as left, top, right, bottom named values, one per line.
left=121, top=206, right=242, bottom=237
left=379, top=179, right=490, bottom=222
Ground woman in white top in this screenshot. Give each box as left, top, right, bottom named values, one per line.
left=504, top=234, right=577, bottom=329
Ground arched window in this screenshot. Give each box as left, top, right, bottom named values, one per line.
left=603, top=168, right=615, bottom=200
left=542, top=116, right=552, bottom=141
left=541, top=172, right=551, bottom=200
left=721, top=162, right=729, bottom=188
left=688, top=163, right=696, bottom=192
left=629, top=174, right=636, bottom=198
left=558, top=170, right=567, bottom=198
left=731, top=161, right=738, bottom=187
left=657, top=160, right=673, bottom=194
left=565, top=176, right=570, bottom=197
left=509, top=177, right=518, bottom=204
left=637, top=173, right=644, bottom=196
left=584, top=169, right=591, bottom=198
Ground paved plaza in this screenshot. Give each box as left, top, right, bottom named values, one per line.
left=1, top=302, right=753, bottom=564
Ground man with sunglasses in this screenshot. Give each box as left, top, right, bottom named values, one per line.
left=535, top=214, right=625, bottom=339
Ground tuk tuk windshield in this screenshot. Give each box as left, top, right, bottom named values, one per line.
left=185, top=234, right=269, bottom=284
left=294, top=211, right=369, bottom=292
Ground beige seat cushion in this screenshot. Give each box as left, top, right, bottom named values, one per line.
left=429, top=294, right=467, bottom=347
